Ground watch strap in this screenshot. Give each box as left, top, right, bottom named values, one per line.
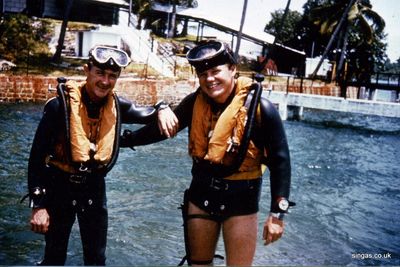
left=270, top=212, right=285, bottom=220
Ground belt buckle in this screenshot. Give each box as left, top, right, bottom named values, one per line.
left=210, top=177, right=228, bottom=191
left=69, top=174, right=86, bottom=184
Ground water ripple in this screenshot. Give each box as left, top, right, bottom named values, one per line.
left=1, top=103, right=399, bottom=266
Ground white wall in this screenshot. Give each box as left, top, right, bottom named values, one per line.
left=305, top=57, right=332, bottom=78
left=79, top=31, right=123, bottom=57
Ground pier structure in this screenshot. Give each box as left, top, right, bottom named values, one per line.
left=265, top=90, right=400, bottom=120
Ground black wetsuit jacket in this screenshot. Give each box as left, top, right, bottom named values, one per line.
left=28, top=95, right=158, bottom=208
left=121, top=89, right=291, bottom=212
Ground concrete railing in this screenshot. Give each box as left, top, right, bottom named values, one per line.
left=265, top=91, right=400, bottom=119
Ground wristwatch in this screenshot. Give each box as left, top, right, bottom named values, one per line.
left=154, top=100, right=169, bottom=111
left=276, top=197, right=289, bottom=212
left=29, top=187, right=46, bottom=208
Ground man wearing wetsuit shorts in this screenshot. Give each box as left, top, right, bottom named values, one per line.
left=121, top=40, right=292, bottom=266
left=27, top=45, right=178, bottom=265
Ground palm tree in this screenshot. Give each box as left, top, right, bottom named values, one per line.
left=309, top=0, right=385, bottom=86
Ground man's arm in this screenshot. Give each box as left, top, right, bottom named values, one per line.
left=260, top=97, right=291, bottom=207
left=120, top=91, right=197, bottom=147
left=119, top=96, right=178, bottom=137
left=28, top=98, right=60, bottom=208
left=28, top=98, right=60, bottom=234
left=259, top=97, right=292, bottom=245
left=119, top=96, right=157, bottom=124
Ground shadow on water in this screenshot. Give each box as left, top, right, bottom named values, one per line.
left=1, top=102, right=399, bottom=266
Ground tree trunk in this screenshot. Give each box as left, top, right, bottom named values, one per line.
left=276, top=0, right=291, bottom=42
left=337, top=25, right=349, bottom=97
left=167, top=1, right=177, bottom=38
left=52, top=0, right=74, bottom=63
left=137, top=15, right=143, bottom=30
left=180, top=18, right=188, bottom=36
left=311, top=0, right=356, bottom=79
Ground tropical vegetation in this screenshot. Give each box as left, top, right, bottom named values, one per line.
left=264, top=0, right=394, bottom=91
left=1, top=0, right=399, bottom=79
left=0, top=14, right=52, bottom=63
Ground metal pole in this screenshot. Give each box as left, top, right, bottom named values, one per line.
left=166, top=0, right=171, bottom=38
left=286, top=76, right=290, bottom=94
left=128, top=0, right=132, bottom=27
left=234, top=0, right=248, bottom=58
left=311, top=41, right=315, bottom=58
left=300, top=76, right=303, bottom=93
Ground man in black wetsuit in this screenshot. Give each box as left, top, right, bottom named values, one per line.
left=27, top=45, right=178, bottom=265
left=121, top=40, right=292, bottom=265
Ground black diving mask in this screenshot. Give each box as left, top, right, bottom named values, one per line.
left=186, top=40, right=237, bottom=73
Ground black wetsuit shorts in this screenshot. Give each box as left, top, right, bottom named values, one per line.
left=187, top=176, right=262, bottom=222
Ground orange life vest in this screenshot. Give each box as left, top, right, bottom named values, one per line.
left=47, top=80, right=117, bottom=173
left=189, top=77, right=264, bottom=180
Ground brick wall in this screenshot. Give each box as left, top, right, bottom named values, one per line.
left=0, top=75, right=199, bottom=105
left=0, top=75, right=357, bottom=105
left=0, top=75, right=58, bottom=103
left=116, top=78, right=198, bottom=106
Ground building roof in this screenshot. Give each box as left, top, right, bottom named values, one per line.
left=176, top=8, right=275, bottom=46
left=90, top=0, right=129, bottom=8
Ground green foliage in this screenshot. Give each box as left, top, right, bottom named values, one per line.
left=306, top=0, right=387, bottom=81
left=0, top=14, right=52, bottom=64
left=384, top=57, right=400, bottom=73
left=264, top=9, right=303, bottom=44
left=265, top=0, right=392, bottom=81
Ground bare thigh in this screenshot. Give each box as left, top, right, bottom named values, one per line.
left=187, top=201, right=221, bottom=264
left=222, top=213, right=258, bottom=266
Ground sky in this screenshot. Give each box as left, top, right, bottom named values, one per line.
left=188, top=0, right=400, bottom=62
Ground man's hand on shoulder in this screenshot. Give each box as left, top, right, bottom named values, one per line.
left=157, top=107, right=179, bottom=138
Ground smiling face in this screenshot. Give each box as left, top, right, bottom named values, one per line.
left=197, top=63, right=237, bottom=104
left=83, top=64, right=120, bottom=102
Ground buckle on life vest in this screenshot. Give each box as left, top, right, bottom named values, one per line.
left=209, top=177, right=229, bottom=191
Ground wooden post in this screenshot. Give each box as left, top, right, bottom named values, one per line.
left=286, top=76, right=290, bottom=94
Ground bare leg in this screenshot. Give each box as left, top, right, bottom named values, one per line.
left=222, top=213, right=258, bottom=266
left=187, top=201, right=221, bottom=265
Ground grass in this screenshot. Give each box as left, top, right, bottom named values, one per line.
left=3, top=54, right=304, bottom=86
left=4, top=54, right=162, bottom=78
left=2, top=37, right=290, bottom=83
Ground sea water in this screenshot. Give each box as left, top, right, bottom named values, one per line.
left=0, top=103, right=399, bottom=266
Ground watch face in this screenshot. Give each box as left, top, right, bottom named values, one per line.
left=160, top=104, right=169, bottom=109
left=278, top=199, right=289, bottom=211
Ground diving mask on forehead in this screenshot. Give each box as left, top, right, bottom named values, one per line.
left=89, top=45, right=131, bottom=68
left=186, top=41, right=237, bottom=73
